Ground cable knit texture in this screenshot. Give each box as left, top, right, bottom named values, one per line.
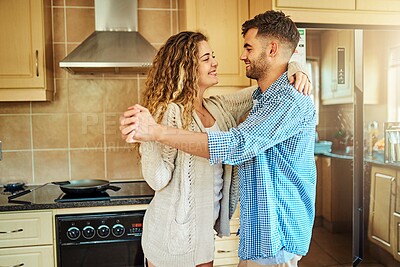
left=139, top=86, right=255, bottom=267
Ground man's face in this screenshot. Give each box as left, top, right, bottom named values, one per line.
left=240, top=28, right=270, bottom=80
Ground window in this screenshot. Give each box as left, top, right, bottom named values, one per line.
left=388, top=45, right=400, bottom=121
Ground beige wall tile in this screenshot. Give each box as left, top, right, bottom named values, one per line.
left=70, top=149, right=105, bottom=179
left=32, top=114, right=68, bottom=149
left=53, top=0, right=65, bottom=7
left=138, top=0, right=171, bottom=9
left=0, top=102, right=30, bottom=114
left=0, top=151, right=33, bottom=184
left=53, top=7, right=65, bottom=42
left=33, top=150, right=70, bottom=183
left=138, top=10, right=172, bottom=44
left=69, top=113, right=104, bottom=148
left=66, top=7, right=94, bottom=43
left=66, top=0, right=94, bottom=7
left=104, top=79, right=139, bottom=112
left=32, top=79, right=68, bottom=113
left=68, top=79, right=104, bottom=113
left=106, top=148, right=142, bottom=180
left=54, top=44, right=67, bottom=79
left=105, top=112, right=130, bottom=148
left=0, top=115, right=31, bottom=150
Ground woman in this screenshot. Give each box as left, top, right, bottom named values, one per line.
left=130, top=31, right=309, bottom=267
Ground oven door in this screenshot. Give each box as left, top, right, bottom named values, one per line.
left=56, top=211, right=145, bottom=267
left=59, top=240, right=144, bottom=267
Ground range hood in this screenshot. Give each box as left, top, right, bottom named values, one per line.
left=59, top=0, right=157, bottom=75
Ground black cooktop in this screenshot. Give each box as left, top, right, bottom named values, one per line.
left=2, top=180, right=154, bottom=210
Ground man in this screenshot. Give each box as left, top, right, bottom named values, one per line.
left=121, top=10, right=316, bottom=267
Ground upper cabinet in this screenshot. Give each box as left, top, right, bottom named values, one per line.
left=357, top=0, right=400, bottom=12
left=0, top=0, right=54, bottom=101
left=272, top=0, right=400, bottom=25
left=275, top=0, right=355, bottom=10
left=178, top=0, right=251, bottom=87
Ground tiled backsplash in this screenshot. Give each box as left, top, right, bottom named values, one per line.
left=0, top=0, right=179, bottom=184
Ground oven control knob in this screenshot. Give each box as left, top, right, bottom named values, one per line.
left=97, top=225, right=110, bottom=238
left=112, top=224, right=125, bottom=237
left=82, top=225, right=95, bottom=239
left=67, top=226, right=80, bottom=240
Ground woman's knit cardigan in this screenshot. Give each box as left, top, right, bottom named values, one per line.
left=139, top=86, right=255, bottom=267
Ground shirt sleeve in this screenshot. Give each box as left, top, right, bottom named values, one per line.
left=139, top=104, right=181, bottom=191
left=208, top=91, right=304, bottom=165
left=208, top=86, right=256, bottom=121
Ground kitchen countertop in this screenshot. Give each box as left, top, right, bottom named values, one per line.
left=0, top=181, right=154, bottom=212
left=316, top=151, right=400, bottom=169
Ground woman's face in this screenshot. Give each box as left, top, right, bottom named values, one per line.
left=197, top=40, right=218, bottom=90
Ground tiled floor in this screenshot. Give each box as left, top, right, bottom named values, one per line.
left=300, top=226, right=385, bottom=267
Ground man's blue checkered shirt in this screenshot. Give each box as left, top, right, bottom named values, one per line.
left=208, top=72, right=317, bottom=261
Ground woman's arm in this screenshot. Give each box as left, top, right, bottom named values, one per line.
left=207, top=61, right=311, bottom=121
left=138, top=104, right=181, bottom=190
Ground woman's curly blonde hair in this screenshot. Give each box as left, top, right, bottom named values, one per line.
left=142, top=31, right=207, bottom=129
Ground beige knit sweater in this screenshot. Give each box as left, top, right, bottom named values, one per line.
left=139, top=63, right=304, bottom=267
left=139, top=86, right=255, bottom=267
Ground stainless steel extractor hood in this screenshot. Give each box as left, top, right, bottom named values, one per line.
left=59, top=0, right=157, bottom=75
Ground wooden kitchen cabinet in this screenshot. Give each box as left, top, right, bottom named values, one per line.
left=315, top=156, right=323, bottom=219
left=320, top=156, right=353, bottom=232
left=271, top=0, right=400, bottom=26
left=0, top=245, right=54, bottom=267
left=275, top=0, right=355, bottom=10
left=178, top=0, right=251, bottom=87
left=0, top=211, right=54, bottom=266
left=0, top=0, right=54, bottom=101
left=368, top=166, right=396, bottom=254
left=214, top=206, right=240, bottom=266
left=392, top=170, right=400, bottom=261
left=320, top=30, right=354, bottom=105
left=357, top=0, right=400, bottom=12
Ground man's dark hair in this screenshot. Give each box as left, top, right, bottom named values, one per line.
left=241, top=10, right=300, bottom=53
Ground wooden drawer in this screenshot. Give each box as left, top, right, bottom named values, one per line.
left=215, top=237, right=239, bottom=256
left=0, top=211, right=53, bottom=248
left=0, top=245, right=54, bottom=267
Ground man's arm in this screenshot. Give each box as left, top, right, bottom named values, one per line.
left=120, top=105, right=211, bottom=158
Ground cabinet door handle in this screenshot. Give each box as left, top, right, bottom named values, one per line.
left=217, top=249, right=238, bottom=253
left=0, top=263, right=24, bottom=267
left=0, top=228, right=23, bottom=234
left=35, top=50, right=39, bottom=77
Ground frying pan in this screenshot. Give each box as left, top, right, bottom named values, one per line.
left=53, top=179, right=120, bottom=195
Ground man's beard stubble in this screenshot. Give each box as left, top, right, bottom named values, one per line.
left=245, top=51, right=269, bottom=80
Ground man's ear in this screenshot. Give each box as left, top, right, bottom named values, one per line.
left=269, top=41, right=278, bottom=57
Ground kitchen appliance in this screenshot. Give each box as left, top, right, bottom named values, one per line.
left=384, top=122, right=400, bottom=163
left=5, top=180, right=154, bottom=204
left=54, top=179, right=120, bottom=195
left=1, top=182, right=25, bottom=193
left=59, top=0, right=157, bottom=75
left=56, top=211, right=145, bottom=267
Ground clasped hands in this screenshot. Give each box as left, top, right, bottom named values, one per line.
left=119, top=105, right=159, bottom=143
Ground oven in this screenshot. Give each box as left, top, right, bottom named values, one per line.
left=56, top=210, right=145, bottom=267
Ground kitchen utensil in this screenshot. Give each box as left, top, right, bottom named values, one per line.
left=8, top=183, right=48, bottom=200
left=2, top=182, right=25, bottom=192
left=53, top=179, right=120, bottom=195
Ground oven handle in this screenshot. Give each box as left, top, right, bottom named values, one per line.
left=0, top=263, right=24, bottom=267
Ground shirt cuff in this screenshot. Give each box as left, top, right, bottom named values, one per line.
left=207, top=131, right=232, bottom=165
